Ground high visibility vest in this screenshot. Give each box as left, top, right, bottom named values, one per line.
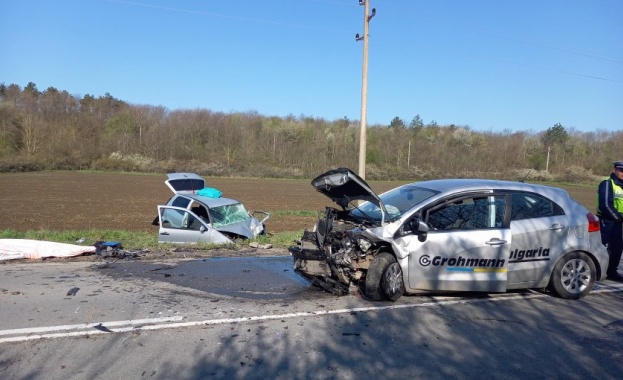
left=600, top=177, right=623, bottom=213
left=612, top=179, right=623, bottom=213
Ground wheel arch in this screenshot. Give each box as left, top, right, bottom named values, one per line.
left=536, top=247, right=602, bottom=289
left=547, top=250, right=597, bottom=299
left=548, top=249, right=602, bottom=278
left=578, top=249, right=604, bottom=281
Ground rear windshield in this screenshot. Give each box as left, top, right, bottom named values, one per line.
left=170, top=179, right=205, bottom=192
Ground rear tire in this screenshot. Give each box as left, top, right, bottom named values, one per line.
left=548, top=251, right=596, bottom=300
left=365, top=252, right=404, bottom=301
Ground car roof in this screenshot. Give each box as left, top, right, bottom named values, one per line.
left=407, top=178, right=571, bottom=200
left=177, top=193, right=241, bottom=208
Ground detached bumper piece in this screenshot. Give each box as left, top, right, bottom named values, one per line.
left=290, top=245, right=350, bottom=296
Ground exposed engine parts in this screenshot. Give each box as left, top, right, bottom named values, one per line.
left=290, top=207, right=379, bottom=296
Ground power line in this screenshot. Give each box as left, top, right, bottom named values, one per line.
left=104, top=0, right=352, bottom=34
left=375, top=0, right=623, bottom=65
left=478, top=55, right=623, bottom=84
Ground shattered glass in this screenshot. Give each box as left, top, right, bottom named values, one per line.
left=210, top=203, right=251, bottom=228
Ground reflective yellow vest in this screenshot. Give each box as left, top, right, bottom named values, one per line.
left=600, top=177, right=623, bottom=213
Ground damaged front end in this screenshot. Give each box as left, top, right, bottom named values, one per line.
left=289, top=168, right=390, bottom=296
left=290, top=207, right=381, bottom=295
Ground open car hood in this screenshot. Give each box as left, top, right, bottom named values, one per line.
left=311, top=168, right=386, bottom=213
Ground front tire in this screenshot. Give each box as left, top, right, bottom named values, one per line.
left=548, top=251, right=596, bottom=300
left=365, top=252, right=404, bottom=301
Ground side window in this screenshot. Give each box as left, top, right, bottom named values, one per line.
left=171, top=196, right=190, bottom=208
left=426, top=195, right=505, bottom=231
left=161, top=208, right=184, bottom=228
left=186, top=213, right=203, bottom=230
left=510, top=193, right=564, bottom=221
left=191, top=204, right=210, bottom=223
left=160, top=208, right=202, bottom=231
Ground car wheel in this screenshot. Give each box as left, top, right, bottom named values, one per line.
left=365, top=252, right=404, bottom=301
left=548, top=251, right=596, bottom=300
left=382, top=259, right=405, bottom=301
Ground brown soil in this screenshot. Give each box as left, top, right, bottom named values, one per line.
left=0, top=172, right=598, bottom=234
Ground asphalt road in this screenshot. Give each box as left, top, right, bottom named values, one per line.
left=1, top=255, right=623, bottom=380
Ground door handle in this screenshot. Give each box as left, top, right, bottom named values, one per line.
left=486, top=238, right=507, bottom=246
left=549, top=223, right=565, bottom=231
left=160, top=232, right=169, bottom=235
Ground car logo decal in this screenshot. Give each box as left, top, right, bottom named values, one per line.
left=420, top=255, right=506, bottom=270
left=509, top=247, right=551, bottom=263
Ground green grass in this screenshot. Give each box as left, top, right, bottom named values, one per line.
left=269, top=210, right=318, bottom=217
left=0, top=228, right=304, bottom=251
left=257, top=230, right=304, bottom=247
left=0, top=229, right=157, bottom=249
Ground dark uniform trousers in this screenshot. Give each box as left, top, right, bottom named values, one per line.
left=600, top=219, right=623, bottom=276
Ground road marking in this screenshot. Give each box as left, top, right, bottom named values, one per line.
left=0, top=316, right=184, bottom=343
left=2, top=284, right=621, bottom=344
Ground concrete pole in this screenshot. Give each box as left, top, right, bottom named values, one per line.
left=358, top=0, right=371, bottom=180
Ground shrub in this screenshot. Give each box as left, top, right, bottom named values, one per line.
left=91, top=152, right=156, bottom=172
left=557, top=166, right=600, bottom=184
left=512, top=169, right=554, bottom=182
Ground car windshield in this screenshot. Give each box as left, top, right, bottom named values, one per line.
left=350, top=185, right=439, bottom=222
left=210, top=203, right=251, bottom=228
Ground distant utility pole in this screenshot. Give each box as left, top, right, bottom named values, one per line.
left=356, top=0, right=376, bottom=180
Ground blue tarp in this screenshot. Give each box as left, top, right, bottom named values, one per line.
left=197, top=187, right=222, bottom=198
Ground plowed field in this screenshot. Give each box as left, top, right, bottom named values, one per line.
left=0, top=172, right=598, bottom=234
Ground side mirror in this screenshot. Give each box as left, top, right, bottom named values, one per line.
left=415, top=220, right=429, bottom=242
left=396, top=216, right=429, bottom=241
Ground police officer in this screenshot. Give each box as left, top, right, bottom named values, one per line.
left=597, top=161, right=623, bottom=281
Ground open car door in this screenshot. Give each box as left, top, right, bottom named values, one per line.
left=157, top=206, right=233, bottom=244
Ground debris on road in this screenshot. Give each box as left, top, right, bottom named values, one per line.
left=249, top=242, right=272, bottom=249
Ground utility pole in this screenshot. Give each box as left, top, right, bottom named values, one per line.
left=546, top=146, right=551, bottom=172
left=356, top=1, right=375, bottom=180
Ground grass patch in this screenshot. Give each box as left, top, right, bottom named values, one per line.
left=0, top=229, right=158, bottom=250
left=0, top=228, right=304, bottom=250
left=269, top=210, right=318, bottom=217
left=256, top=230, right=303, bottom=248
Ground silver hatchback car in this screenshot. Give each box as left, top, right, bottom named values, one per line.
left=153, top=173, right=269, bottom=244
left=290, top=168, right=609, bottom=301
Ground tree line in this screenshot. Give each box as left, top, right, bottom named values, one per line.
left=1, top=81, right=621, bottom=182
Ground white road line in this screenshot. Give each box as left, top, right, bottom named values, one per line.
left=2, top=284, right=622, bottom=344
left=0, top=316, right=184, bottom=339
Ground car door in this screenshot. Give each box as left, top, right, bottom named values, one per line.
left=157, top=206, right=232, bottom=244
left=396, top=194, right=510, bottom=292
left=506, top=192, right=568, bottom=287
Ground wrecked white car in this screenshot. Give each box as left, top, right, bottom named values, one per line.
left=290, top=168, right=609, bottom=301
left=153, top=173, right=269, bottom=244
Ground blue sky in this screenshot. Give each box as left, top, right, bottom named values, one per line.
left=1, top=0, right=622, bottom=132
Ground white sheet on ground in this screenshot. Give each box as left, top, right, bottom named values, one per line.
left=0, top=239, right=96, bottom=261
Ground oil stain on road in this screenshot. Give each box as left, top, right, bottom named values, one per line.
left=97, top=256, right=324, bottom=301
